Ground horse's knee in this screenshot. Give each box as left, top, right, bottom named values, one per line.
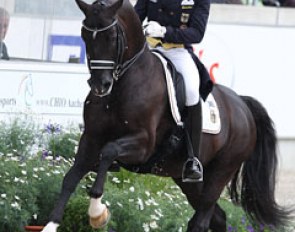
left=101, top=142, right=122, bottom=161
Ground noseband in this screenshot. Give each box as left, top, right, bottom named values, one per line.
left=82, top=18, right=146, bottom=83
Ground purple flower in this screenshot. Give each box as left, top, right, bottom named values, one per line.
left=241, top=216, right=246, bottom=225
left=228, top=225, right=235, bottom=231
left=45, top=123, right=61, bottom=134
left=246, top=225, right=254, bottom=232
left=41, top=150, right=49, bottom=159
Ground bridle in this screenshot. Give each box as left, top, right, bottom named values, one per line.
left=82, top=18, right=146, bottom=84
left=83, top=19, right=118, bottom=40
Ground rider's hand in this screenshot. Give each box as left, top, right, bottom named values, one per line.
left=143, top=21, right=166, bottom=38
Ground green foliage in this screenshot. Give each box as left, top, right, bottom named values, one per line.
left=0, top=154, right=71, bottom=231
left=30, top=158, right=71, bottom=225
left=59, top=170, right=192, bottom=232
left=0, top=155, right=39, bottom=232
left=104, top=171, right=192, bottom=232
left=0, top=118, right=294, bottom=232
left=0, top=118, right=81, bottom=160
left=41, top=122, right=81, bottom=160
left=58, top=194, right=99, bottom=232
left=47, top=130, right=80, bottom=160
left=219, top=198, right=294, bottom=232
left=0, top=118, right=37, bottom=157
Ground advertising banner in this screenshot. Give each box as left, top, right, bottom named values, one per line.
left=0, top=62, right=89, bottom=124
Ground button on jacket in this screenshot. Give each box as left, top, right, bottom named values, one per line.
left=134, top=0, right=210, bottom=46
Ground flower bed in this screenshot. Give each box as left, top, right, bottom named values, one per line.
left=0, top=118, right=294, bottom=232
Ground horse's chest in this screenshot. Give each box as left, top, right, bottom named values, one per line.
left=84, top=99, right=134, bottom=135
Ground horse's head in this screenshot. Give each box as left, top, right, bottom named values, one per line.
left=76, top=0, right=124, bottom=97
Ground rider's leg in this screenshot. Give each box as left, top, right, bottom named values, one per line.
left=155, top=47, right=203, bottom=182
left=183, top=102, right=203, bottom=182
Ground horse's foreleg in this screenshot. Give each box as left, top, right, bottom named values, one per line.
left=42, top=163, right=89, bottom=232
left=89, top=130, right=149, bottom=197
left=88, top=130, right=149, bottom=229
left=42, top=134, right=97, bottom=232
left=87, top=141, right=121, bottom=229
left=88, top=141, right=123, bottom=198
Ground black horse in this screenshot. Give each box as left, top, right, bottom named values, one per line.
left=41, top=0, right=291, bottom=231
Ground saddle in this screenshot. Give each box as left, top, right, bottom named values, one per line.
left=153, top=49, right=214, bottom=114
left=153, top=50, right=186, bottom=127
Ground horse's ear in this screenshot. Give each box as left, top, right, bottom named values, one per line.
left=107, top=0, right=123, bottom=16
left=75, top=0, right=90, bottom=16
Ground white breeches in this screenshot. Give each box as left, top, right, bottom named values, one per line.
left=155, top=47, right=200, bottom=106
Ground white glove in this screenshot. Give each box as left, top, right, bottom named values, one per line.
left=143, top=21, right=166, bottom=38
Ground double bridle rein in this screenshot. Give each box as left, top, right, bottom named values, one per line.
left=82, top=18, right=146, bottom=82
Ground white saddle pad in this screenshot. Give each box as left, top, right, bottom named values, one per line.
left=201, top=94, right=221, bottom=134
left=153, top=52, right=221, bottom=134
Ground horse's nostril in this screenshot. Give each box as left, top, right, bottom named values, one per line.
left=102, top=81, right=112, bottom=90
left=101, top=78, right=113, bottom=90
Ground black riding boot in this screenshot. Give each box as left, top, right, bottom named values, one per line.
left=182, top=102, right=203, bottom=182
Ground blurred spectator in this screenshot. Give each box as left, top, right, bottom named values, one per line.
left=263, top=0, right=295, bottom=6
left=283, top=0, right=295, bottom=6
left=262, top=0, right=280, bottom=6
left=0, top=7, right=10, bottom=60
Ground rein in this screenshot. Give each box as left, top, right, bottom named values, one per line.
left=83, top=18, right=146, bottom=81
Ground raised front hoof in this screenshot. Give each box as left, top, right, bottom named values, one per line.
left=89, top=208, right=111, bottom=229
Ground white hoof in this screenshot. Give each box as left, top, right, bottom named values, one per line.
left=41, top=222, right=59, bottom=232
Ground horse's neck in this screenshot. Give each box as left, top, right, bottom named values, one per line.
left=118, top=0, right=145, bottom=60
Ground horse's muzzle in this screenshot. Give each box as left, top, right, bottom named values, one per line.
left=88, top=77, right=114, bottom=97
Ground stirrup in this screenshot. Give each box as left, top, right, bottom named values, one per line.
left=182, top=157, right=203, bottom=183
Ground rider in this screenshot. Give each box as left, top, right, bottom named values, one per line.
left=134, top=0, right=210, bottom=182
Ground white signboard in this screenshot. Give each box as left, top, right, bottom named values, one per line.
left=0, top=62, right=89, bottom=124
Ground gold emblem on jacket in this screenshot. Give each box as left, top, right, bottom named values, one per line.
left=181, top=13, right=190, bottom=24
